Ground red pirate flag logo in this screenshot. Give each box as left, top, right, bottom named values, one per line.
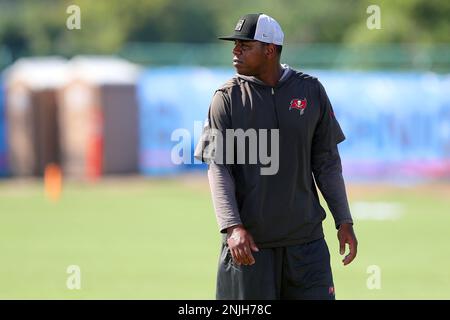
left=289, top=98, right=307, bottom=115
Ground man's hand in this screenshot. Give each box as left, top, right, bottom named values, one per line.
left=226, top=224, right=259, bottom=266
left=337, top=223, right=358, bottom=266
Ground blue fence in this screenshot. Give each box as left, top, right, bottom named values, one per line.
left=2, top=65, right=447, bottom=179
left=137, top=67, right=450, bottom=179
left=316, top=71, right=450, bottom=179
left=137, top=67, right=233, bottom=175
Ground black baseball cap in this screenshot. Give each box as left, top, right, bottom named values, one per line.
left=218, top=13, right=284, bottom=45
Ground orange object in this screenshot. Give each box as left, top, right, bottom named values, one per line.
left=86, top=107, right=103, bottom=181
left=44, top=163, right=62, bottom=202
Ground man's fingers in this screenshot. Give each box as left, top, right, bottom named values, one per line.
left=339, top=238, right=346, bottom=255
left=337, top=225, right=358, bottom=266
left=343, top=239, right=357, bottom=265
left=229, top=248, right=237, bottom=265
left=343, top=252, right=356, bottom=265
left=249, top=238, right=259, bottom=252
left=236, top=247, right=246, bottom=265
left=238, top=247, right=248, bottom=265
left=239, top=246, right=251, bottom=265
left=238, top=247, right=251, bottom=265
left=231, top=248, right=242, bottom=266
left=231, top=246, right=255, bottom=266
left=243, top=246, right=255, bottom=265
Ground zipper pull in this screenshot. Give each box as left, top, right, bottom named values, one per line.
left=271, top=88, right=274, bottom=95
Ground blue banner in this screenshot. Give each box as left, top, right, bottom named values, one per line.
left=137, top=67, right=233, bottom=175
left=137, top=67, right=450, bottom=179
left=316, top=71, right=450, bottom=179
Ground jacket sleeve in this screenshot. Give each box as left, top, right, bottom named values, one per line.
left=312, top=145, right=353, bottom=229
left=208, top=163, right=242, bottom=233
left=195, top=90, right=241, bottom=233
left=194, top=90, right=230, bottom=164
left=312, top=81, right=353, bottom=229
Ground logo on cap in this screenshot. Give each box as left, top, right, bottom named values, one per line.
left=235, top=19, right=245, bottom=31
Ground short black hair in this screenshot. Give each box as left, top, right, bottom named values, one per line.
left=275, top=45, right=283, bottom=55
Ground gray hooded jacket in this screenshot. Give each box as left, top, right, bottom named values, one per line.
left=195, top=66, right=353, bottom=248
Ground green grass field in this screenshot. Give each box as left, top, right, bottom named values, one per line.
left=1, top=175, right=449, bottom=299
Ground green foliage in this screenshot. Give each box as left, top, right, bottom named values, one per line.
left=0, top=0, right=449, bottom=59
left=345, top=0, right=450, bottom=44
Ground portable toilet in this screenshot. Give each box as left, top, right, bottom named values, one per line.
left=4, top=57, right=68, bottom=176
left=58, top=56, right=140, bottom=179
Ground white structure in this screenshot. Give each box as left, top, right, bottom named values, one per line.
left=59, top=56, right=141, bottom=178
left=4, top=57, right=69, bottom=176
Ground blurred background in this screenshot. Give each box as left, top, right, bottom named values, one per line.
left=0, top=0, right=449, bottom=299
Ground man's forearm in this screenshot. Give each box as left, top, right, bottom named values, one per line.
left=312, top=146, right=353, bottom=229
left=207, top=163, right=242, bottom=233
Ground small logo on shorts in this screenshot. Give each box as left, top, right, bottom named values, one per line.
left=289, top=98, right=307, bottom=115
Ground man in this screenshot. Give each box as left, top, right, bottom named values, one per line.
left=195, top=13, right=358, bottom=300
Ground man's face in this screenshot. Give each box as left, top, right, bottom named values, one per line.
left=232, top=40, right=267, bottom=76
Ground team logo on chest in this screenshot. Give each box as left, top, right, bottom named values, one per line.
left=289, top=98, right=307, bottom=115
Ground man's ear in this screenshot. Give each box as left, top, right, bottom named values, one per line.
left=265, top=44, right=276, bottom=58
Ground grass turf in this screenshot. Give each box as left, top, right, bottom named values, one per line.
left=0, top=176, right=449, bottom=299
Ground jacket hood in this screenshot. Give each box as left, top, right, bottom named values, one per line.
left=236, top=63, right=294, bottom=87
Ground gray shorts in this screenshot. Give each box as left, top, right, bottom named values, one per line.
left=216, top=237, right=335, bottom=300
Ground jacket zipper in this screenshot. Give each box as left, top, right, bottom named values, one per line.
left=271, top=87, right=280, bottom=128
